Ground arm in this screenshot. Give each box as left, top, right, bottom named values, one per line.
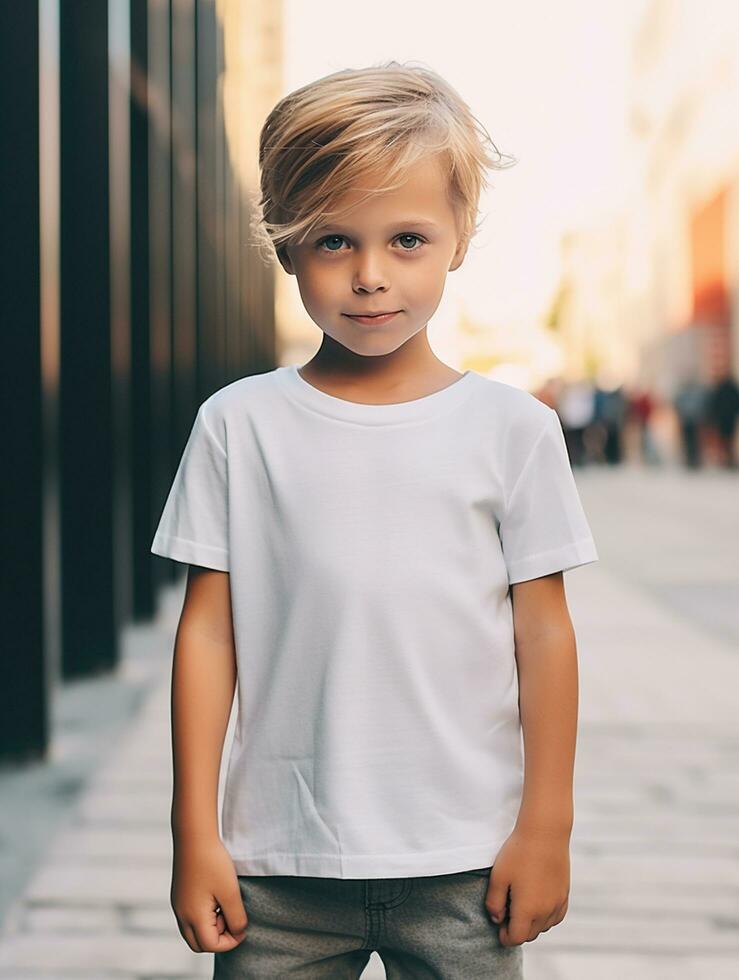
left=485, top=571, right=576, bottom=948
left=172, top=565, right=236, bottom=842
left=512, top=570, right=577, bottom=835
left=169, top=565, right=248, bottom=953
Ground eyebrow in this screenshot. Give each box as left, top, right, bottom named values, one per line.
left=313, top=219, right=440, bottom=234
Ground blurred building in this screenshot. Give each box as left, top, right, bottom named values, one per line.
left=1, top=1, right=282, bottom=765
left=630, top=0, right=739, bottom=400
left=550, top=0, right=739, bottom=402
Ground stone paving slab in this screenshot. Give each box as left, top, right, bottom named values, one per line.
left=0, top=932, right=208, bottom=977
left=529, top=951, right=739, bottom=980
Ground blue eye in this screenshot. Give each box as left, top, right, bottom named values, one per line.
left=314, top=233, right=425, bottom=253
left=317, top=234, right=345, bottom=252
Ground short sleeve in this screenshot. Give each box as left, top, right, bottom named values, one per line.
left=150, top=404, right=229, bottom=571
left=499, top=408, right=598, bottom=585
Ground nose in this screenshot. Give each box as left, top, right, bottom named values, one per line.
left=352, top=249, right=389, bottom=293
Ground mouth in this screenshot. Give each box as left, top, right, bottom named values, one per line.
left=343, top=311, right=401, bottom=325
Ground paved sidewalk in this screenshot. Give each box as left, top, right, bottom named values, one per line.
left=0, top=463, right=737, bottom=978
left=0, top=582, right=212, bottom=979
left=525, top=464, right=739, bottom=980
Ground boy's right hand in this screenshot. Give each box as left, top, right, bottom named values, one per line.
left=170, top=836, right=248, bottom=953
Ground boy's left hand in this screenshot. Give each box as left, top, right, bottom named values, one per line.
left=485, top=825, right=571, bottom=947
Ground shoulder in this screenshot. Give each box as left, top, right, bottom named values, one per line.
left=202, top=367, right=281, bottom=416
left=466, top=373, right=563, bottom=492
left=196, top=367, right=284, bottom=446
left=468, top=371, right=555, bottom=440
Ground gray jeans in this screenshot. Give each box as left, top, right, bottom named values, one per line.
left=213, top=867, right=524, bottom=978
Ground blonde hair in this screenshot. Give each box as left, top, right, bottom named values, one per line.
left=249, top=60, right=516, bottom=266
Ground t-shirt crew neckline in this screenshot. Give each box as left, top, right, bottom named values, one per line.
left=278, top=363, right=476, bottom=425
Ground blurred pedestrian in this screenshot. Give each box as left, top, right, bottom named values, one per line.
left=673, top=379, right=709, bottom=469
left=629, top=387, right=660, bottom=465
left=594, top=385, right=627, bottom=465
left=556, top=380, right=595, bottom=466
left=706, top=372, right=739, bottom=469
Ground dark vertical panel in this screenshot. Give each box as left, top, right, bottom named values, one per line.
left=241, top=184, right=276, bottom=374
left=224, top=117, right=241, bottom=382
left=59, top=1, right=116, bottom=678
left=195, top=0, right=223, bottom=400
left=110, top=1, right=133, bottom=630
left=240, top=176, right=276, bottom=375
left=239, top=194, right=251, bottom=373
left=131, top=0, right=154, bottom=616
left=148, top=0, right=175, bottom=586
left=0, top=1, right=47, bottom=760
left=171, top=0, right=198, bottom=448
left=39, top=0, right=62, bottom=750
left=214, top=13, right=229, bottom=385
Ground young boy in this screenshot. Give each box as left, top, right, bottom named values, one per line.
left=151, top=61, right=599, bottom=979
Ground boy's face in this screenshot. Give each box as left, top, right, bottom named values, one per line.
left=279, top=154, right=469, bottom=357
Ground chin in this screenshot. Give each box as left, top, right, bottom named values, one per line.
left=337, top=335, right=407, bottom=357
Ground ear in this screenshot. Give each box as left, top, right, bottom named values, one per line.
left=277, top=246, right=295, bottom=276
left=449, top=237, right=469, bottom=272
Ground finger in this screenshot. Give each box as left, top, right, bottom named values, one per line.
left=191, top=920, right=216, bottom=953
left=500, top=911, right=534, bottom=947
left=485, top=880, right=510, bottom=923
left=552, top=898, right=569, bottom=927
left=540, top=904, right=564, bottom=932
left=210, top=909, right=249, bottom=952
left=182, top=922, right=204, bottom=953
left=193, top=911, right=240, bottom=954
left=497, top=922, right=519, bottom=947
left=526, top=916, right=544, bottom=942
left=212, top=926, right=246, bottom=952
left=216, top=891, right=249, bottom=940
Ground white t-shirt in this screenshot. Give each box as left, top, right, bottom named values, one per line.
left=151, top=364, right=598, bottom=879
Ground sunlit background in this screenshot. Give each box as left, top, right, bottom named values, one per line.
left=2, top=1, right=738, bottom=978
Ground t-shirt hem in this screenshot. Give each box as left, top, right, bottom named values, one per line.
left=506, top=536, right=599, bottom=584
left=227, top=840, right=508, bottom=879
left=150, top=531, right=229, bottom=572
